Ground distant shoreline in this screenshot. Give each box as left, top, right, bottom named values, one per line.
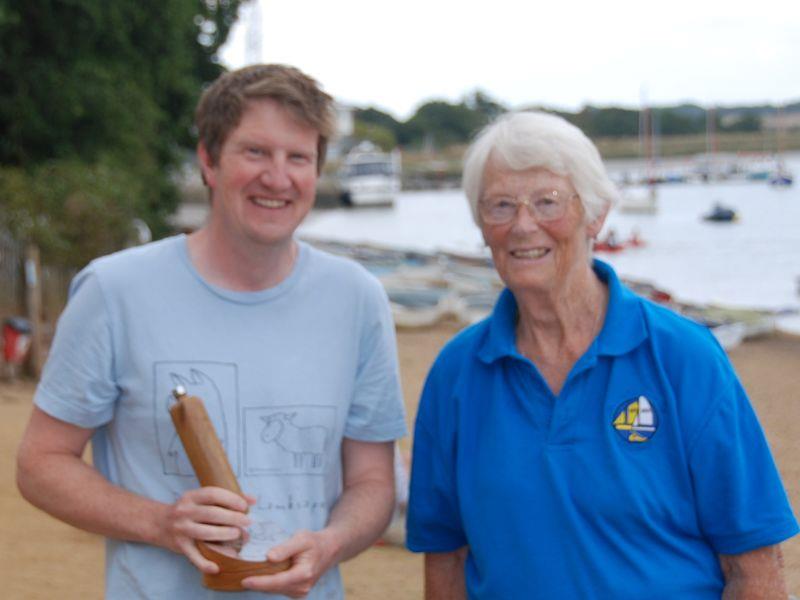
left=392, top=131, right=800, bottom=185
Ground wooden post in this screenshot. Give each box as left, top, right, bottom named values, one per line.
left=24, top=243, right=44, bottom=378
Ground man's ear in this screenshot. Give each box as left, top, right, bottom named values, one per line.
left=587, top=205, right=610, bottom=239
left=197, top=143, right=215, bottom=189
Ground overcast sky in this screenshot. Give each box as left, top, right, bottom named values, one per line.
left=220, top=0, right=800, bottom=120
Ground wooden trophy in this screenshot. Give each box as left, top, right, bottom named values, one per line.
left=169, top=386, right=291, bottom=591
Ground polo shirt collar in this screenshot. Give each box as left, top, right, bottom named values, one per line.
left=477, top=259, right=647, bottom=364
left=593, top=259, right=648, bottom=356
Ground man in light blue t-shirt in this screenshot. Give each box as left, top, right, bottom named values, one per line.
left=16, top=64, right=407, bottom=600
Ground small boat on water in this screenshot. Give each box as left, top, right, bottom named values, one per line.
left=743, top=154, right=780, bottom=181
left=339, top=141, right=401, bottom=207
left=769, top=168, right=794, bottom=187
left=594, top=230, right=646, bottom=253
left=702, top=203, right=738, bottom=223
left=747, top=170, right=770, bottom=181
left=618, top=187, right=658, bottom=215
left=768, top=106, right=793, bottom=187
left=594, top=241, right=625, bottom=253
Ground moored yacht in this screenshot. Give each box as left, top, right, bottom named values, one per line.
left=339, top=141, right=401, bottom=207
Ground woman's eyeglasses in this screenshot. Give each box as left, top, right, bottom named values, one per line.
left=478, top=189, right=577, bottom=225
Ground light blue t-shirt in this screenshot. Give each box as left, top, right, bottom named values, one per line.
left=35, top=235, right=407, bottom=599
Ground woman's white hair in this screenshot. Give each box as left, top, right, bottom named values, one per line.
left=462, top=111, right=620, bottom=225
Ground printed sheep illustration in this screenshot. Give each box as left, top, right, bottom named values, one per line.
left=260, top=412, right=328, bottom=470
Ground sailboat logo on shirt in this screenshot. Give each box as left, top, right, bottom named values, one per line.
left=612, top=396, right=658, bottom=443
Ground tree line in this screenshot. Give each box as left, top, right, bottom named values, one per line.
left=0, top=0, right=247, bottom=269
left=355, top=93, right=800, bottom=151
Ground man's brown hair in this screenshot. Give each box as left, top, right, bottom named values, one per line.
left=195, top=64, right=335, bottom=173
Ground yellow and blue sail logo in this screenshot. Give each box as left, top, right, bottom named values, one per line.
left=612, top=395, right=658, bottom=443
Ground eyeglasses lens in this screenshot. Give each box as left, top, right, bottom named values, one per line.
left=480, top=191, right=569, bottom=224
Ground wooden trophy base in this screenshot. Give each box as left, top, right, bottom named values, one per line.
left=197, top=541, right=292, bottom=591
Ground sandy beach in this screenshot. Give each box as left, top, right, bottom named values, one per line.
left=1, top=322, right=798, bottom=598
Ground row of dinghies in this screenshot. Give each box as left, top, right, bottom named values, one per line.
left=304, top=237, right=784, bottom=350
left=304, top=238, right=502, bottom=328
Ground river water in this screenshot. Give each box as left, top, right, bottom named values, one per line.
left=299, top=152, right=800, bottom=331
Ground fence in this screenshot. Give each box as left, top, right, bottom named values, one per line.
left=0, top=229, right=23, bottom=319
left=0, top=229, right=74, bottom=346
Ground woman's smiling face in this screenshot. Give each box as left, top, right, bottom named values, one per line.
left=479, top=160, right=605, bottom=296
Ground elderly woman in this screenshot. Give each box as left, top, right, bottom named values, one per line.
left=405, top=112, right=797, bottom=599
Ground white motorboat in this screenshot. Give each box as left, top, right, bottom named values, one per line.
left=339, top=141, right=401, bottom=207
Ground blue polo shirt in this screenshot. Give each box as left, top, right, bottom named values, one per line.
left=406, top=260, right=797, bottom=599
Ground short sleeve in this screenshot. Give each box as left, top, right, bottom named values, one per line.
left=406, top=358, right=467, bottom=552
left=34, top=269, right=119, bottom=428
left=689, top=378, right=799, bottom=554
left=343, top=279, right=407, bottom=441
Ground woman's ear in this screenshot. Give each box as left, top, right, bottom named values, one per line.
left=480, top=223, right=489, bottom=246
left=587, top=206, right=610, bottom=239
